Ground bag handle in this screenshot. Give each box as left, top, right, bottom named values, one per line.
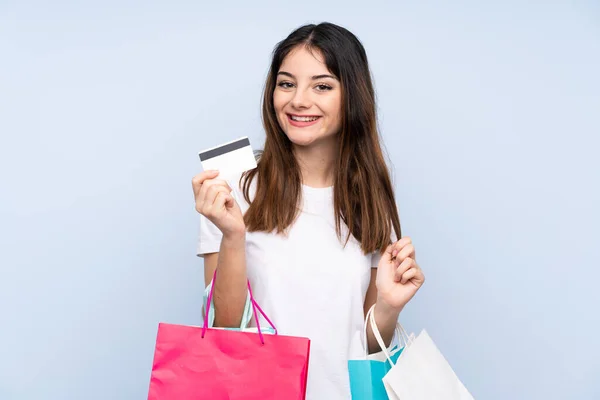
left=365, top=304, right=411, bottom=366
left=363, top=305, right=403, bottom=358
left=201, top=269, right=277, bottom=344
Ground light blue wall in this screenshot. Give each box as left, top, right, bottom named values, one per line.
left=1, top=1, right=598, bottom=399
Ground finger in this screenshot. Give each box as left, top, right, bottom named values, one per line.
left=394, top=257, right=415, bottom=282
left=383, top=244, right=395, bottom=263
left=224, top=193, right=235, bottom=208
left=210, top=191, right=232, bottom=213
left=192, top=170, right=219, bottom=195
left=211, top=189, right=235, bottom=208
left=391, top=236, right=412, bottom=258
left=399, top=266, right=418, bottom=285
left=199, top=179, right=231, bottom=198
left=397, top=243, right=415, bottom=263
left=204, top=186, right=231, bottom=208
left=197, top=186, right=230, bottom=214
left=194, top=175, right=221, bottom=203
left=197, top=179, right=231, bottom=206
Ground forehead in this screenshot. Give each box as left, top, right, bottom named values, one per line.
left=279, top=46, right=330, bottom=75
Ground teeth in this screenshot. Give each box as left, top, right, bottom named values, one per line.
left=291, top=115, right=319, bottom=122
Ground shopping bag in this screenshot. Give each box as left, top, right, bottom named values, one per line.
left=384, top=330, right=474, bottom=400
left=348, top=304, right=404, bottom=399
left=368, top=306, right=474, bottom=400
left=147, top=271, right=311, bottom=400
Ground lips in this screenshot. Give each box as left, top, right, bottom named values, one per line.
left=287, top=114, right=321, bottom=127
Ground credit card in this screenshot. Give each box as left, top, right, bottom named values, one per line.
left=198, top=136, right=257, bottom=180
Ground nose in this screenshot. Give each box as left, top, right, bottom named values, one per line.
left=290, top=88, right=311, bottom=110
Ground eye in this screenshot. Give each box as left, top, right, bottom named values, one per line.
left=277, top=81, right=294, bottom=89
left=315, top=84, right=333, bottom=91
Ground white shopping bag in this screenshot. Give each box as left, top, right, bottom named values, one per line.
left=368, top=306, right=474, bottom=400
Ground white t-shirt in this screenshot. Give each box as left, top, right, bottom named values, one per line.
left=196, top=172, right=384, bottom=399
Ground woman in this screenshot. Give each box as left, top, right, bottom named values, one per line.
left=192, top=22, right=425, bottom=399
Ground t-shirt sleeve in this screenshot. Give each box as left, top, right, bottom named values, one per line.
left=196, top=214, right=223, bottom=257
left=371, top=250, right=384, bottom=269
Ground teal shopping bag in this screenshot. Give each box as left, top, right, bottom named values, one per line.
left=348, top=304, right=408, bottom=399
left=348, top=346, right=403, bottom=399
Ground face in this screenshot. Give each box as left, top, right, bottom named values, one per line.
left=273, top=46, right=342, bottom=148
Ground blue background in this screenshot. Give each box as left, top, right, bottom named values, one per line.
left=1, top=1, right=598, bottom=399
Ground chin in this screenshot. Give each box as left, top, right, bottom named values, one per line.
left=284, top=131, right=319, bottom=147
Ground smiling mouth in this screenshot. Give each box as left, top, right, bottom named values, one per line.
left=289, top=115, right=320, bottom=122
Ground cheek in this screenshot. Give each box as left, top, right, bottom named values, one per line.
left=272, top=91, right=286, bottom=113
left=325, top=92, right=341, bottom=111
left=326, top=96, right=342, bottom=125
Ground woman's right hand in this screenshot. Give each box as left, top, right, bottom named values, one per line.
left=192, top=170, right=245, bottom=237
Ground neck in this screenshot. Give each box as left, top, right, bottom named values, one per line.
left=293, top=139, right=337, bottom=188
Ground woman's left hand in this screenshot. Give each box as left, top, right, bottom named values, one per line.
left=375, top=236, right=425, bottom=311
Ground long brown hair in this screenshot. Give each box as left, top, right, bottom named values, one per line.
left=241, top=22, right=401, bottom=255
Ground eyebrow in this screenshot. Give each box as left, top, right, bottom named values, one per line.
left=277, top=71, right=338, bottom=81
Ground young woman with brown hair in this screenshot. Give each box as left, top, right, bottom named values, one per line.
left=192, top=22, right=425, bottom=399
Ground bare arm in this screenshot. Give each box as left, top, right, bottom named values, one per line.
left=193, top=170, right=249, bottom=328
left=364, top=269, right=400, bottom=354
left=203, top=232, right=248, bottom=328
left=363, top=237, right=425, bottom=353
